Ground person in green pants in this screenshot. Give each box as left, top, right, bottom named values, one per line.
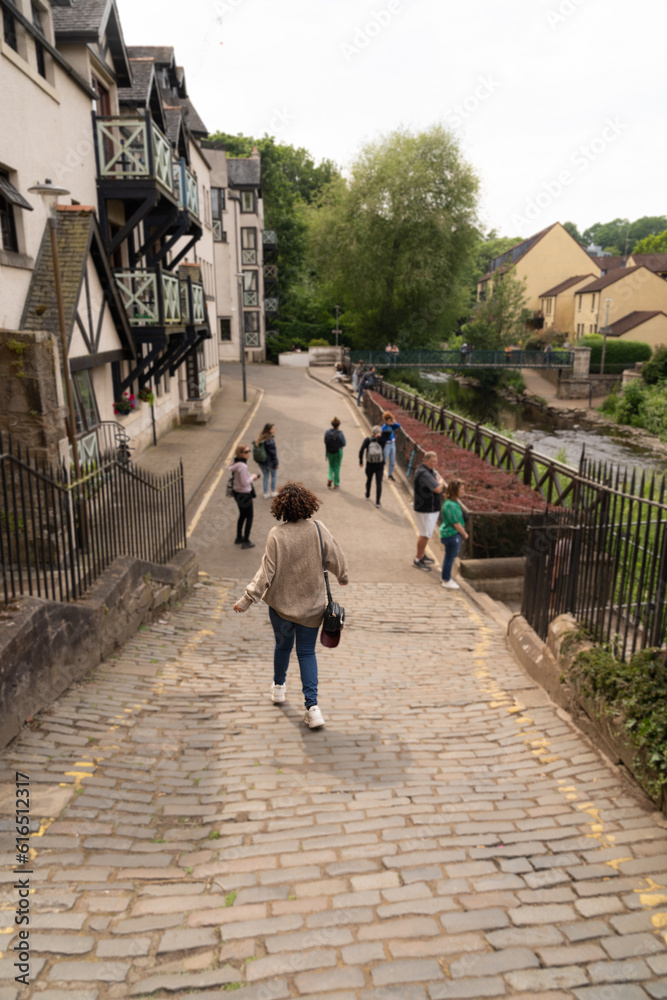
left=324, top=417, right=346, bottom=489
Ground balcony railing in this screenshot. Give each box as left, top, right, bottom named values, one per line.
left=180, top=279, right=206, bottom=325
left=94, top=111, right=174, bottom=196
left=265, top=296, right=279, bottom=315
left=173, top=159, right=201, bottom=221
left=114, top=268, right=182, bottom=327
left=262, top=230, right=277, bottom=248
left=263, top=263, right=277, bottom=284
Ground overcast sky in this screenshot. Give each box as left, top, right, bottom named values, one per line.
left=114, top=0, right=665, bottom=240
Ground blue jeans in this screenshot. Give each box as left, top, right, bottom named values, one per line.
left=384, top=439, right=396, bottom=477
left=269, top=606, right=319, bottom=708
left=441, top=533, right=462, bottom=581
left=261, top=464, right=277, bottom=494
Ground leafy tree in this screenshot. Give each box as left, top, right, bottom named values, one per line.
left=582, top=216, right=667, bottom=255
left=641, top=345, right=667, bottom=384
left=632, top=229, right=667, bottom=255
left=563, top=221, right=584, bottom=244
left=306, top=125, right=480, bottom=349
left=460, top=267, right=528, bottom=349
left=207, top=131, right=339, bottom=341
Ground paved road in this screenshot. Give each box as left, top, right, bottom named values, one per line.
left=2, top=366, right=667, bottom=999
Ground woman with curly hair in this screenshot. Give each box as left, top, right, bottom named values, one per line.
left=233, top=482, right=348, bottom=729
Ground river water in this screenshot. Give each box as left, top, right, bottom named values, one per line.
left=421, top=372, right=667, bottom=475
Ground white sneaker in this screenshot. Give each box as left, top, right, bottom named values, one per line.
left=263, top=492, right=270, bottom=499
left=271, top=683, right=286, bottom=703
left=441, top=579, right=460, bottom=590
left=270, top=491, right=278, bottom=497
left=304, top=705, right=325, bottom=728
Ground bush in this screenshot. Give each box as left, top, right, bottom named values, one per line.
left=571, top=645, right=667, bottom=801
left=580, top=335, right=652, bottom=374
left=641, top=345, right=667, bottom=385
left=615, top=379, right=646, bottom=425
left=308, top=337, right=332, bottom=347
left=265, top=331, right=308, bottom=364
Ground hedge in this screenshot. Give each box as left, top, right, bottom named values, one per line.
left=579, top=335, right=652, bottom=374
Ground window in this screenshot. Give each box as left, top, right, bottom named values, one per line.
left=211, top=188, right=225, bottom=241
left=3, top=5, right=18, bottom=52
left=32, top=4, right=46, bottom=78
left=545, top=298, right=552, bottom=316
left=219, top=317, right=231, bottom=341
left=92, top=77, right=111, bottom=116
left=591, top=294, right=596, bottom=312
left=577, top=295, right=582, bottom=312
left=0, top=172, right=19, bottom=253
left=243, top=311, right=260, bottom=347
left=241, top=227, right=257, bottom=264
left=242, top=270, right=258, bottom=306
left=72, top=370, right=100, bottom=433
left=240, top=190, right=255, bottom=213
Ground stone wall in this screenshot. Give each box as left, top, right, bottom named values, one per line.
left=0, top=549, right=198, bottom=750
left=0, top=329, right=65, bottom=463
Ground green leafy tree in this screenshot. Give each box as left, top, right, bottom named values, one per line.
left=632, top=229, right=667, bottom=255
left=207, top=131, right=339, bottom=341
left=306, top=125, right=480, bottom=349
left=583, top=216, right=667, bottom=255
left=563, top=221, right=584, bottom=244
left=461, top=267, right=528, bottom=349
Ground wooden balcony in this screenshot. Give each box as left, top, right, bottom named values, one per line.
left=173, top=159, right=201, bottom=222
left=114, top=267, right=182, bottom=327
left=94, top=111, right=174, bottom=196
left=180, top=278, right=206, bottom=325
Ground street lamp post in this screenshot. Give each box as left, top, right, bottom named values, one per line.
left=227, top=191, right=247, bottom=402
left=600, top=297, right=611, bottom=376
left=332, top=304, right=341, bottom=347
left=28, top=180, right=82, bottom=481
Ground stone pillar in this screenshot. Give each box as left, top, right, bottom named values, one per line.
left=0, top=329, right=67, bottom=463
left=571, top=347, right=591, bottom=378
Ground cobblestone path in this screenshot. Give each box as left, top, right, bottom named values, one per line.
left=2, top=577, right=667, bottom=999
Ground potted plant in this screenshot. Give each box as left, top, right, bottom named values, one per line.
left=138, top=387, right=155, bottom=406
left=113, top=392, right=136, bottom=416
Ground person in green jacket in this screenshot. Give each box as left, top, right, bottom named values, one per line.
left=439, top=479, right=468, bottom=590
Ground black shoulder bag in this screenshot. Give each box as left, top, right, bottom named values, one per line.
left=314, top=521, right=345, bottom=633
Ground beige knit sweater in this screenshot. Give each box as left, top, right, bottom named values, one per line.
left=236, top=519, right=348, bottom=627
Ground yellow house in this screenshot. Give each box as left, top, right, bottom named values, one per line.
left=575, top=266, right=667, bottom=338
left=625, top=253, right=667, bottom=279
left=607, top=311, right=667, bottom=349
left=477, top=223, right=601, bottom=321
left=539, top=274, right=596, bottom=332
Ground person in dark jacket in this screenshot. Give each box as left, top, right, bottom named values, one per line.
left=357, top=366, right=376, bottom=407
left=255, top=423, right=279, bottom=498
left=324, top=417, right=346, bottom=489
left=359, top=425, right=390, bottom=507
left=412, top=451, right=445, bottom=570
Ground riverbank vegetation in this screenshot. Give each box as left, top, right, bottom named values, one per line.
left=600, top=346, right=667, bottom=439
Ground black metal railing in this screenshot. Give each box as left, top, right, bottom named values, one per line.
left=351, top=349, right=573, bottom=369
left=379, top=381, right=581, bottom=505
left=522, top=460, right=667, bottom=659
left=0, top=433, right=186, bottom=606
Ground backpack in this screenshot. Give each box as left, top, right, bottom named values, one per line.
left=324, top=429, right=342, bottom=454
left=252, top=439, right=267, bottom=463
left=367, top=438, right=384, bottom=463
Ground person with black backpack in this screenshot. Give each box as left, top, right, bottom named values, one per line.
left=359, top=424, right=390, bottom=507
left=324, top=416, right=346, bottom=490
